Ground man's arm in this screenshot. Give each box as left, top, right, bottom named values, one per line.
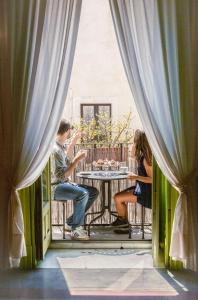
left=53, top=150, right=68, bottom=182
left=66, top=131, right=82, bottom=159
left=64, top=150, right=86, bottom=177
left=54, top=148, right=86, bottom=181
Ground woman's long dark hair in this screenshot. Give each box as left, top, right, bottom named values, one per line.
left=134, top=130, right=152, bottom=166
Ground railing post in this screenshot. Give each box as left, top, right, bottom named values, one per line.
left=120, top=143, right=123, bottom=161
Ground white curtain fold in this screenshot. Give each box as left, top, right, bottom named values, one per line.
left=109, top=0, right=198, bottom=270
left=0, top=0, right=82, bottom=268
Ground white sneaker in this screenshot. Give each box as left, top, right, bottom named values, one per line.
left=71, top=226, right=90, bottom=240
left=64, top=224, right=86, bottom=233
left=64, top=222, right=72, bottom=232
left=77, top=226, right=88, bottom=234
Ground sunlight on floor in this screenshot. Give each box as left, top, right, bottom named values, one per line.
left=60, top=268, right=178, bottom=296
left=56, top=249, right=178, bottom=297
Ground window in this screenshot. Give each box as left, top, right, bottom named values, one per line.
left=80, top=104, right=112, bottom=143
left=81, top=104, right=111, bottom=122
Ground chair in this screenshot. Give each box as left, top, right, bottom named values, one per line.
left=51, top=183, right=71, bottom=239
left=128, top=205, right=152, bottom=240
left=50, top=154, right=72, bottom=239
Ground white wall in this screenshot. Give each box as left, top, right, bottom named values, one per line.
left=63, top=0, right=142, bottom=132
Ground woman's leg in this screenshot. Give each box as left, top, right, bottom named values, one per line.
left=114, top=189, right=137, bottom=219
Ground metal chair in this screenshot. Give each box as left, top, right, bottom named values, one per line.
left=51, top=183, right=70, bottom=239
left=129, top=205, right=152, bottom=240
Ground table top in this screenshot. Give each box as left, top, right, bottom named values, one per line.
left=76, top=170, right=129, bottom=181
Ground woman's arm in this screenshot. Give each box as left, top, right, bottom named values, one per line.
left=128, top=158, right=152, bottom=184
left=143, top=158, right=152, bottom=183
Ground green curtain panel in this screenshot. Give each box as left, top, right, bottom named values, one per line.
left=19, top=185, right=37, bottom=269
left=153, top=159, right=182, bottom=269
left=19, top=160, right=51, bottom=269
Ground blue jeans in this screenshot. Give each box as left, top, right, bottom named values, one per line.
left=54, top=182, right=99, bottom=229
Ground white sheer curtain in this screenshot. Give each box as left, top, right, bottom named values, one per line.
left=109, top=0, right=198, bottom=271
left=0, top=0, right=82, bottom=268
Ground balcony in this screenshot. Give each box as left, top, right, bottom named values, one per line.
left=51, top=144, right=152, bottom=242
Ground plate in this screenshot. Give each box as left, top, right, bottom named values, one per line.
left=79, top=172, right=91, bottom=175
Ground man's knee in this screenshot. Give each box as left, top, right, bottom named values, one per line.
left=93, top=187, right=99, bottom=197
left=77, top=190, right=89, bottom=202
left=88, top=186, right=99, bottom=198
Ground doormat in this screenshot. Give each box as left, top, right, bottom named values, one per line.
left=57, top=249, right=153, bottom=269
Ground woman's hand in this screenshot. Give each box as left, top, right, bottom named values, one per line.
left=127, top=173, right=138, bottom=181
left=128, top=166, right=152, bottom=184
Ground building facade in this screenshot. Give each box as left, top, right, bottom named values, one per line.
left=63, top=0, right=142, bottom=132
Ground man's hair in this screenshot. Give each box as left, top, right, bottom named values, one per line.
left=57, top=119, right=73, bottom=135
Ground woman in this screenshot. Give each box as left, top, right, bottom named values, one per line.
left=111, top=130, right=152, bottom=233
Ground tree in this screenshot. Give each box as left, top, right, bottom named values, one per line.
left=74, top=111, right=134, bottom=147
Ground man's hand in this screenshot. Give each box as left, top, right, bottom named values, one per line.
left=65, top=150, right=86, bottom=178
left=74, top=149, right=86, bottom=162
left=72, top=130, right=83, bottom=142
left=66, top=131, right=84, bottom=159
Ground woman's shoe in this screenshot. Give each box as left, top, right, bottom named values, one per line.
left=114, top=227, right=129, bottom=234
left=111, top=217, right=129, bottom=227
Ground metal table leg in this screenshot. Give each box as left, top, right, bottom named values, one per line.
left=86, top=181, right=106, bottom=236
left=86, top=180, right=119, bottom=236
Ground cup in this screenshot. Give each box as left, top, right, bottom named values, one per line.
left=119, top=166, right=128, bottom=173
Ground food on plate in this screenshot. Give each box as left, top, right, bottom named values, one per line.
left=92, top=159, right=119, bottom=168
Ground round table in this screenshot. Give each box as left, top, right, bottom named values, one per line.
left=76, top=170, right=128, bottom=235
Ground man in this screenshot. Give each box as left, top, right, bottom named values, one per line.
left=52, top=119, right=99, bottom=240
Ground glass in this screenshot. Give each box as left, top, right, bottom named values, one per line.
left=82, top=106, right=94, bottom=122
left=98, top=105, right=111, bottom=116
left=119, top=161, right=126, bottom=168
left=102, top=164, right=109, bottom=171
